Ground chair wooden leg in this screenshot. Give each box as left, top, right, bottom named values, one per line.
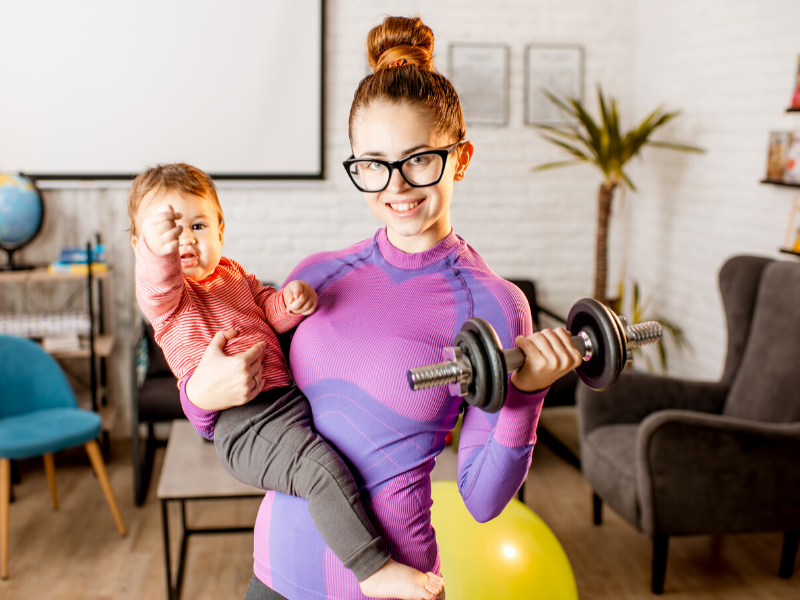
left=652, top=535, right=669, bottom=594
left=84, top=440, right=127, bottom=536
left=780, top=530, right=799, bottom=578
left=1, top=458, right=10, bottom=579
left=43, top=454, right=58, bottom=510
left=593, top=491, right=603, bottom=525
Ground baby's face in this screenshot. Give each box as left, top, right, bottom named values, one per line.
left=139, top=189, right=224, bottom=281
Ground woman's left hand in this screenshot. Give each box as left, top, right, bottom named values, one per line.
left=509, top=328, right=583, bottom=393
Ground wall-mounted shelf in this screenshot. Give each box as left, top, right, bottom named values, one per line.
left=780, top=248, right=800, bottom=257
left=788, top=108, right=800, bottom=113
left=761, top=179, right=800, bottom=188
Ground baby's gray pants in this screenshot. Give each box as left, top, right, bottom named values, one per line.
left=214, top=385, right=390, bottom=582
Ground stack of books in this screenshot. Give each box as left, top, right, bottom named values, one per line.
left=48, top=245, right=108, bottom=275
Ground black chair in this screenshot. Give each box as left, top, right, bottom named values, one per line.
left=130, top=319, right=185, bottom=506
left=506, top=280, right=581, bottom=505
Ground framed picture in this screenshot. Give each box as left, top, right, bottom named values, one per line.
left=449, top=44, right=509, bottom=125
left=525, top=45, right=584, bottom=125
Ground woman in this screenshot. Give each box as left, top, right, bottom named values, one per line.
left=181, top=15, right=582, bottom=600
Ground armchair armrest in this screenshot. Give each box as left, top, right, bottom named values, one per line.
left=636, top=410, right=800, bottom=536
left=577, top=371, right=728, bottom=438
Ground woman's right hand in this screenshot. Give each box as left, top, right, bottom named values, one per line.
left=184, top=329, right=267, bottom=411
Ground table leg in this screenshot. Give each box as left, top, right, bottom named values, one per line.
left=161, top=498, right=173, bottom=600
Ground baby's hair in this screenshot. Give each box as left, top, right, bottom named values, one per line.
left=127, top=163, right=223, bottom=237
left=348, top=15, right=465, bottom=144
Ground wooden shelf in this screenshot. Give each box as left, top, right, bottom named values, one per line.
left=788, top=108, right=800, bottom=113
left=761, top=179, right=800, bottom=189
left=47, top=334, right=115, bottom=359
left=780, top=248, right=800, bottom=257
left=0, top=266, right=109, bottom=282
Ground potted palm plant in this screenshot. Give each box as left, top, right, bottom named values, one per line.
left=533, top=87, right=703, bottom=303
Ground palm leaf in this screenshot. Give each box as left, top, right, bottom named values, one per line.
left=646, top=140, right=705, bottom=153
left=531, top=159, right=587, bottom=172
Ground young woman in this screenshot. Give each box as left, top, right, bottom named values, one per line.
left=181, top=16, right=582, bottom=600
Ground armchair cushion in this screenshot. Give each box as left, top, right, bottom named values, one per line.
left=582, top=424, right=640, bottom=526
left=637, top=410, right=800, bottom=536
left=724, top=261, right=800, bottom=423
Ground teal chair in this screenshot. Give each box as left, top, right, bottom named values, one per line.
left=0, top=334, right=126, bottom=579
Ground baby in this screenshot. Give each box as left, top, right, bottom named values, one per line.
left=129, top=163, right=443, bottom=600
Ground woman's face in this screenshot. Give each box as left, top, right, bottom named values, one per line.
left=350, top=101, right=473, bottom=253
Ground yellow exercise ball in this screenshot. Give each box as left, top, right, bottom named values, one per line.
left=430, top=481, right=578, bottom=600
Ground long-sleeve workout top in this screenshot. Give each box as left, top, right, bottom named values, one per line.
left=180, top=228, right=548, bottom=600
left=135, top=238, right=302, bottom=392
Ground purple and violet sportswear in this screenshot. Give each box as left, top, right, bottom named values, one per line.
left=180, top=228, right=547, bottom=599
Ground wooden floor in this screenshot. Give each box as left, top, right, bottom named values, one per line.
left=1, top=429, right=798, bottom=600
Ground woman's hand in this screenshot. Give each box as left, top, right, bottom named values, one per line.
left=185, top=329, right=267, bottom=411
left=509, top=328, right=583, bottom=393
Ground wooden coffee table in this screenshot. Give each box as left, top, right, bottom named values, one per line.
left=157, top=421, right=264, bottom=600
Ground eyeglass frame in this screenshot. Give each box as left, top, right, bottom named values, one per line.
left=342, top=141, right=467, bottom=193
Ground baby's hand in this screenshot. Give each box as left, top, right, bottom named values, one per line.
left=283, top=280, right=318, bottom=316
left=142, top=204, right=183, bottom=256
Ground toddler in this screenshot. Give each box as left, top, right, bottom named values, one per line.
left=129, top=163, right=443, bottom=600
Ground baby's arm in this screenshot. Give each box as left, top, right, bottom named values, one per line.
left=246, top=274, right=316, bottom=334
left=134, top=205, right=185, bottom=322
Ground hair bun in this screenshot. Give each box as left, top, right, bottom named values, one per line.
left=366, top=16, right=435, bottom=72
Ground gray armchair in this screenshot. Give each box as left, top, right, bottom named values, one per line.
left=577, top=255, right=800, bottom=594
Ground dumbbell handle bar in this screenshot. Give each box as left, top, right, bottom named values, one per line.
left=408, top=321, right=662, bottom=393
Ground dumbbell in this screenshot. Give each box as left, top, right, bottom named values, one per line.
left=407, top=298, right=662, bottom=413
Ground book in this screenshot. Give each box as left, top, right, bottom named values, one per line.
left=766, top=131, right=792, bottom=181
left=792, top=55, right=800, bottom=109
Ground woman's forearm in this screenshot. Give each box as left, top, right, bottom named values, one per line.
left=180, top=373, right=219, bottom=440
left=455, top=384, right=548, bottom=522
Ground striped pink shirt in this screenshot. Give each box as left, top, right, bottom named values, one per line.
left=134, top=238, right=303, bottom=391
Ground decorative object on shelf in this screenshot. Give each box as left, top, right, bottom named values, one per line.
left=0, top=173, right=44, bottom=271
left=766, top=131, right=793, bottom=181
left=783, top=196, right=800, bottom=253
left=449, top=44, right=509, bottom=125
left=791, top=55, right=800, bottom=110
left=531, top=87, right=704, bottom=303
left=525, top=45, right=584, bottom=125
left=783, top=131, right=800, bottom=184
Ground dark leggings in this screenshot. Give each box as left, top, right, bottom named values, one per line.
left=214, top=385, right=389, bottom=581
left=244, top=575, right=288, bottom=600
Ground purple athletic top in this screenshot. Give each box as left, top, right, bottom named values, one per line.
left=180, top=228, right=547, bottom=599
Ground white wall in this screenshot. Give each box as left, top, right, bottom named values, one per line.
left=623, top=0, right=800, bottom=379
left=11, top=0, right=798, bottom=434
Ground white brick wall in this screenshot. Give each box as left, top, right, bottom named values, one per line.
left=9, top=0, right=797, bottom=433
left=623, top=0, right=800, bottom=380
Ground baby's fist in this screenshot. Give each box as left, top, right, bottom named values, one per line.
left=143, top=204, right=183, bottom=256
left=283, top=281, right=318, bottom=316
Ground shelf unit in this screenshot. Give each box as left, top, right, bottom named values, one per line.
left=780, top=248, right=800, bottom=257
left=0, top=245, right=115, bottom=436
left=761, top=179, right=800, bottom=188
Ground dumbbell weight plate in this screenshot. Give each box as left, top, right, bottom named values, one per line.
left=567, top=299, right=624, bottom=391
left=455, top=318, right=508, bottom=413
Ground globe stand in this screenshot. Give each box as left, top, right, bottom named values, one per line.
left=0, top=247, right=36, bottom=271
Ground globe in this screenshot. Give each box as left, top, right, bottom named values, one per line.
left=0, top=173, right=44, bottom=270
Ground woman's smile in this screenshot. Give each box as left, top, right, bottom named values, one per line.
left=385, top=197, right=425, bottom=217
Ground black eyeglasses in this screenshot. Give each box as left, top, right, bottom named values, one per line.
left=343, top=142, right=465, bottom=193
